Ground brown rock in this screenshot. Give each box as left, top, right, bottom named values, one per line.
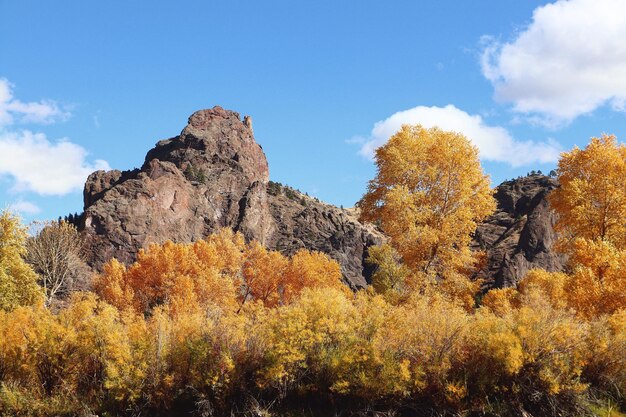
left=81, top=106, right=382, bottom=287
left=472, top=174, right=566, bottom=289
left=265, top=187, right=382, bottom=289
left=80, top=107, right=565, bottom=290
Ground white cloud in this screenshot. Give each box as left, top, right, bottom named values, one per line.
left=8, top=200, right=41, bottom=215
left=0, top=79, right=70, bottom=127
left=356, top=104, right=561, bottom=167
left=481, top=0, right=626, bottom=125
left=0, top=130, right=110, bottom=195
left=0, top=78, right=108, bottom=196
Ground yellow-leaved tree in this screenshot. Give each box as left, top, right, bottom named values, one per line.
left=550, top=134, right=626, bottom=251
left=0, top=210, right=43, bottom=311
left=358, top=125, right=495, bottom=306
left=548, top=134, right=626, bottom=317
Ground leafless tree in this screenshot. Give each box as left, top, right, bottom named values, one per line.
left=26, top=220, right=90, bottom=305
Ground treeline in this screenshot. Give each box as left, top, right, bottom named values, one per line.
left=0, top=127, right=624, bottom=417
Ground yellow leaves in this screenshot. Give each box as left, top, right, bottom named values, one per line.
left=0, top=305, right=41, bottom=383
left=482, top=287, right=519, bottom=316
left=544, top=134, right=626, bottom=318
left=586, top=310, right=626, bottom=397
left=550, top=134, right=626, bottom=248
left=469, top=310, right=524, bottom=376
left=358, top=125, right=494, bottom=307
left=377, top=294, right=469, bottom=393
left=436, top=271, right=480, bottom=312
left=359, top=125, right=495, bottom=276
left=444, top=381, right=468, bottom=406
left=501, top=250, right=626, bottom=320
left=365, top=244, right=410, bottom=301
left=282, top=249, right=345, bottom=304
left=0, top=210, right=43, bottom=311
left=493, top=133, right=626, bottom=321
left=466, top=298, right=590, bottom=401
left=518, top=269, right=569, bottom=311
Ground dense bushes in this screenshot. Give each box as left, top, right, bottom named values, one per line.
left=0, top=231, right=624, bottom=416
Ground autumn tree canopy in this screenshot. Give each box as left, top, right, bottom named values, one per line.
left=0, top=211, right=42, bottom=311
left=545, top=134, right=626, bottom=317
left=549, top=134, right=626, bottom=252
left=486, top=134, right=626, bottom=320
left=358, top=125, right=495, bottom=299
left=94, top=229, right=345, bottom=316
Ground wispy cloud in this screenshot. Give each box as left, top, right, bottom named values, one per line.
left=0, top=79, right=70, bottom=127
left=8, top=199, right=41, bottom=215
left=0, top=78, right=110, bottom=196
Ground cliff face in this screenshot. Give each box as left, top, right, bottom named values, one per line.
left=265, top=190, right=382, bottom=288
left=82, top=107, right=383, bottom=288
left=472, top=175, right=567, bottom=289
left=81, top=106, right=565, bottom=290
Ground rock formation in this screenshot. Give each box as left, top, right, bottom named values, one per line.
left=472, top=175, right=567, bottom=289
left=80, top=106, right=566, bottom=290
left=81, top=106, right=383, bottom=288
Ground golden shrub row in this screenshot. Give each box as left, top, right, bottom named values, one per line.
left=0, top=230, right=624, bottom=416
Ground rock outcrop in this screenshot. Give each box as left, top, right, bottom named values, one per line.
left=81, top=106, right=383, bottom=288
left=81, top=106, right=566, bottom=290
left=472, top=175, right=567, bottom=289
left=265, top=189, right=381, bottom=288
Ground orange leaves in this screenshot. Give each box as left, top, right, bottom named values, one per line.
left=487, top=134, right=626, bottom=324
left=538, top=134, right=626, bottom=319
left=94, top=229, right=344, bottom=315
left=93, top=259, right=133, bottom=313
left=94, top=231, right=243, bottom=315
left=282, top=249, right=345, bottom=304
left=241, top=242, right=288, bottom=308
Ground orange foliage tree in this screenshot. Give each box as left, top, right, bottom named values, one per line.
left=94, top=229, right=344, bottom=315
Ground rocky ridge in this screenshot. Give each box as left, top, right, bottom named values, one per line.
left=80, top=106, right=565, bottom=289
left=82, top=107, right=382, bottom=288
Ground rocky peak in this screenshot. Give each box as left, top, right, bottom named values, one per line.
left=143, top=106, right=268, bottom=184
left=81, top=107, right=383, bottom=287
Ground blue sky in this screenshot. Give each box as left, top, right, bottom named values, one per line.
left=1, top=0, right=626, bottom=222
